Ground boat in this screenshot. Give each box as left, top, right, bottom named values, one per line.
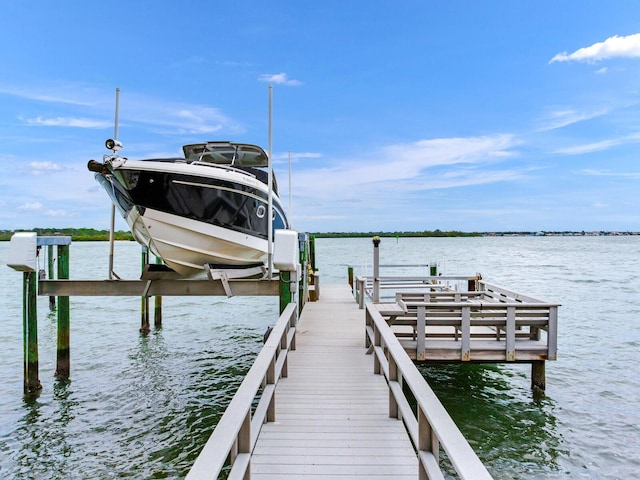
left=88, top=139, right=289, bottom=277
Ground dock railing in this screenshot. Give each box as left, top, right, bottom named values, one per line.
left=394, top=280, right=558, bottom=362
left=356, top=277, right=558, bottom=363
left=186, top=303, right=297, bottom=480
left=365, top=302, right=494, bottom=479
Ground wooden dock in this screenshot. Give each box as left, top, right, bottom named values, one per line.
left=187, top=283, right=493, bottom=479
left=250, top=284, right=418, bottom=478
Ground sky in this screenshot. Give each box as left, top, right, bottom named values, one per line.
left=1, top=1, right=640, bottom=233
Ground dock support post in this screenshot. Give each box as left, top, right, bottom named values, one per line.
left=308, top=234, right=316, bottom=273
left=279, top=271, right=292, bottom=314
left=154, top=255, right=163, bottom=328
left=531, top=361, right=546, bottom=391
left=55, top=244, right=70, bottom=380
left=140, top=247, right=150, bottom=334
left=372, top=236, right=380, bottom=302
left=23, top=271, right=42, bottom=395
left=348, top=266, right=354, bottom=293
left=47, top=244, right=56, bottom=310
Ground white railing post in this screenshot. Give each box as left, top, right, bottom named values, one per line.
left=506, top=307, right=516, bottom=361
left=461, top=306, right=470, bottom=361
left=417, top=305, right=426, bottom=361
left=357, top=277, right=365, bottom=309
left=548, top=306, right=558, bottom=360
left=389, top=354, right=399, bottom=419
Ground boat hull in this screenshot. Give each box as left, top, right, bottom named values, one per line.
left=129, top=208, right=268, bottom=276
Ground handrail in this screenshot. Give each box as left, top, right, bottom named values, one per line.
left=365, top=302, right=494, bottom=480
left=186, top=303, right=297, bottom=479
left=479, top=280, right=548, bottom=304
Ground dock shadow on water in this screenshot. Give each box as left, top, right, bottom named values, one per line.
left=417, top=363, right=567, bottom=480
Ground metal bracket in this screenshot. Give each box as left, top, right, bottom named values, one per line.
left=204, top=264, right=268, bottom=298
left=206, top=268, right=233, bottom=297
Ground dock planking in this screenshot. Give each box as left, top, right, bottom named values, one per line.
left=250, top=284, right=418, bottom=479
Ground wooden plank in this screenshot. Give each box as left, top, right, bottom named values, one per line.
left=251, top=284, right=418, bottom=478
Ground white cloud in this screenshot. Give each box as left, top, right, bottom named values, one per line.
left=553, top=133, right=640, bottom=155
left=28, top=161, right=64, bottom=174
left=21, top=116, right=112, bottom=128
left=44, top=209, right=71, bottom=217
left=292, top=134, right=521, bottom=199
left=258, top=73, right=303, bottom=86
left=536, top=107, right=608, bottom=132
left=550, top=32, right=640, bottom=64
left=580, top=169, right=640, bottom=178
left=131, top=101, right=242, bottom=136
left=18, top=202, right=43, bottom=211
left=2, top=83, right=244, bottom=137
left=595, top=67, right=608, bottom=74
left=0, top=85, right=94, bottom=106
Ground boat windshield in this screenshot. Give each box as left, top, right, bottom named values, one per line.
left=183, top=142, right=269, bottom=168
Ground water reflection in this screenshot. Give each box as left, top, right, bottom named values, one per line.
left=418, top=364, right=567, bottom=479
left=10, top=380, right=78, bottom=479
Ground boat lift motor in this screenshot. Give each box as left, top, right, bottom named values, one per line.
left=7, top=232, right=38, bottom=272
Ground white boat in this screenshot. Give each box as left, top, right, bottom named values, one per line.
left=89, top=140, right=289, bottom=277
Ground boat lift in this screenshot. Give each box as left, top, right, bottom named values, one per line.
left=6, top=229, right=310, bottom=396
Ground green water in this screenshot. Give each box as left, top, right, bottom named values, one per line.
left=1, top=237, right=638, bottom=479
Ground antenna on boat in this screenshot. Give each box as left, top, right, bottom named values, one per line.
left=267, top=85, right=274, bottom=279
left=108, top=87, right=121, bottom=280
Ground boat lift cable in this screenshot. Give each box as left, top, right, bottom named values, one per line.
left=267, top=85, right=274, bottom=280
left=108, top=87, right=120, bottom=280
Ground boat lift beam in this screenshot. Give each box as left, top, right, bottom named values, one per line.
left=38, top=279, right=280, bottom=297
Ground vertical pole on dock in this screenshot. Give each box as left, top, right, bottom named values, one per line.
left=309, top=235, right=316, bottom=272
left=279, top=271, right=292, bottom=314
left=348, top=266, right=354, bottom=293
left=55, top=244, right=70, bottom=379
left=24, top=271, right=42, bottom=395
left=140, top=247, right=150, bottom=334
left=372, top=236, right=380, bottom=302
left=299, top=236, right=308, bottom=311
left=47, top=244, right=56, bottom=310
left=531, top=361, right=546, bottom=391
left=154, top=255, right=163, bottom=328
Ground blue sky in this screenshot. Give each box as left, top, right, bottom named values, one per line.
left=1, top=1, right=639, bottom=233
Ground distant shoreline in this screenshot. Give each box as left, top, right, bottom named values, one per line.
left=1, top=228, right=638, bottom=242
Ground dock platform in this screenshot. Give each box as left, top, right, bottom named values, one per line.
left=187, top=283, right=492, bottom=479
left=250, top=284, right=418, bottom=478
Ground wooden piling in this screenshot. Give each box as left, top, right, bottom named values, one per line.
left=24, top=271, right=42, bottom=395
left=348, top=266, right=354, bottom=293
left=372, top=236, right=380, bottom=302
left=279, top=271, right=291, bottom=314
left=55, top=244, right=70, bottom=379
left=309, top=235, right=316, bottom=272
left=154, top=255, right=163, bottom=328
left=531, top=360, right=546, bottom=391
left=140, top=247, right=150, bottom=334
left=47, top=244, right=56, bottom=310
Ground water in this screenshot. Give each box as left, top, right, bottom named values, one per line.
left=1, top=237, right=639, bottom=479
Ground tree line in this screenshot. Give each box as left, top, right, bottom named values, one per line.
left=0, top=228, right=134, bottom=241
